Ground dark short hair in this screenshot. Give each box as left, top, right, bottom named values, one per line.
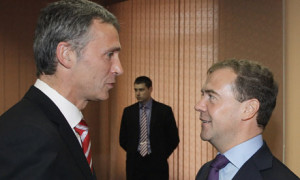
left=134, top=76, right=152, bottom=88
left=208, top=59, right=278, bottom=128
left=33, top=0, right=119, bottom=77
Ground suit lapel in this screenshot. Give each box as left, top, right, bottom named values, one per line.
left=133, top=102, right=140, bottom=129
left=131, top=103, right=140, bottom=147
left=150, top=100, right=158, bottom=130
left=25, top=86, right=93, bottom=179
left=198, top=161, right=212, bottom=180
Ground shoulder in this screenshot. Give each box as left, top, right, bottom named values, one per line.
left=152, top=100, right=172, bottom=109
left=0, top=100, right=59, bottom=152
left=0, top=87, right=61, bottom=139
left=266, top=156, right=299, bottom=179
left=236, top=142, right=299, bottom=179
left=122, top=102, right=139, bottom=114
left=124, top=102, right=139, bottom=110
left=0, top=97, right=48, bottom=126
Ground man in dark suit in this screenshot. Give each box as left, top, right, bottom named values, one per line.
left=194, top=59, right=299, bottom=180
left=0, top=0, right=123, bottom=179
left=119, top=76, right=179, bottom=180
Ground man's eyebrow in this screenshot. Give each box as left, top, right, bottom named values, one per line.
left=201, top=89, right=219, bottom=96
left=108, top=46, right=121, bottom=53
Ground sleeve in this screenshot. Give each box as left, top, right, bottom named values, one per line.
left=164, top=106, right=180, bottom=158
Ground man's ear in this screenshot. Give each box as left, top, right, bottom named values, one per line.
left=149, top=86, right=153, bottom=93
left=241, top=99, right=260, bottom=121
left=56, top=42, right=75, bottom=69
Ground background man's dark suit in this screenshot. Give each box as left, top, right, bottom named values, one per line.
left=119, top=100, right=179, bottom=179
left=0, top=87, right=96, bottom=180
left=195, top=142, right=299, bottom=180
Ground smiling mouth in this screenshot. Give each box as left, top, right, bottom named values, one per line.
left=200, top=119, right=211, bottom=123
left=202, top=120, right=211, bottom=123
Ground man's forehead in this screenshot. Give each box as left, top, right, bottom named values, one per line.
left=202, top=68, right=237, bottom=92
left=134, top=83, right=146, bottom=89
left=207, top=68, right=236, bottom=82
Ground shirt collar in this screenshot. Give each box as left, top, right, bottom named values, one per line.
left=34, top=79, right=83, bottom=129
left=139, top=98, right=153, bottom=109
left=224, top=134, right=263, bottom=169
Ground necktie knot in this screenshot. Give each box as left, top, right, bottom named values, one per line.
left=211, top=154, right=229, bottom=169
left=74, top=120, right=89, bottom=136
left=207, top=154, right=229, bottom=180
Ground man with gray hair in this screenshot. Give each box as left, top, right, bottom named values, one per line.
left=0, top=0, right=123, bottom=179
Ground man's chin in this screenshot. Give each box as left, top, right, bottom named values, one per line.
left=96, top=92, right=109, bottom=101
left=200, top=134, right=209, bottom=142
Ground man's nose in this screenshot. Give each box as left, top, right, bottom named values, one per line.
left=194, top=98, right=206, bottom=112
left=112, top=56, right=124, bottom=75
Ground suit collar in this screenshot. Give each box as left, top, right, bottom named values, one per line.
left=233, top=142, right=273, bottom=180
left=149, top=100, right=159, bottom=126
left=34, top=79, right=82, bottom=129
left=24, top=86, right=94, bottom=179
left=139, top=98, right=153, bottom=109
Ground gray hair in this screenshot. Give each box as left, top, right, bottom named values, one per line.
left=33, top=0, right=119, bottom=77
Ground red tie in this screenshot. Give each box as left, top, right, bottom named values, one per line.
left=74, top=119, right=93, bottom=171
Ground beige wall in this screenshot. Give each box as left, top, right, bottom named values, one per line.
left=218, top=0, right=284, bottom=160
left=285, top=0, right=300, bottom=177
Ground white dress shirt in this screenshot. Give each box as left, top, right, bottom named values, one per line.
left=220, top=134, right=263, bottom=180
left=34, top=79, right=83, bottom=145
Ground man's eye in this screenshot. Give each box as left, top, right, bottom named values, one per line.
left=208, top=94, right=215, bottom=100
left=107, top=52, right=114, bottom=58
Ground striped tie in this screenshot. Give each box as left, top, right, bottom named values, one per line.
left=139, top=105, right=148, bottom=157
left=74, top=119, right=93, bottom=172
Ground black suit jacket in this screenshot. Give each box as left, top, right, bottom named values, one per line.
left=0, top=86, right=96, bottom=180
left=119, top=100, right=179, bottom=172
left=196, top=142, right=299, bottom=180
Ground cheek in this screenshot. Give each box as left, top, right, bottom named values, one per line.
left=91, top=65, right=108, bottom=81
left=208, top=103, right=230, bottom=121
left=214, top=104, right=240, bottom=127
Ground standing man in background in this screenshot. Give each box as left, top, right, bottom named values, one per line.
left=119, top=76, right=179, bottom=180
left=195, top=59, right=299, bottom=180
left=0, top=0, right=123, bottom=179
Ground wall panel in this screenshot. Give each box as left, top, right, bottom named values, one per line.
left=109, top=0, right=218, bottom=179
left=0, top=0, right=44, bottom=114
left=286, top=0, right=300, bottom=176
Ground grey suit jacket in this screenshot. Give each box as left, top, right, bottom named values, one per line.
left=196, top=142, right=299, bottom=180
left=0, top=86, right=96, bottom=180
